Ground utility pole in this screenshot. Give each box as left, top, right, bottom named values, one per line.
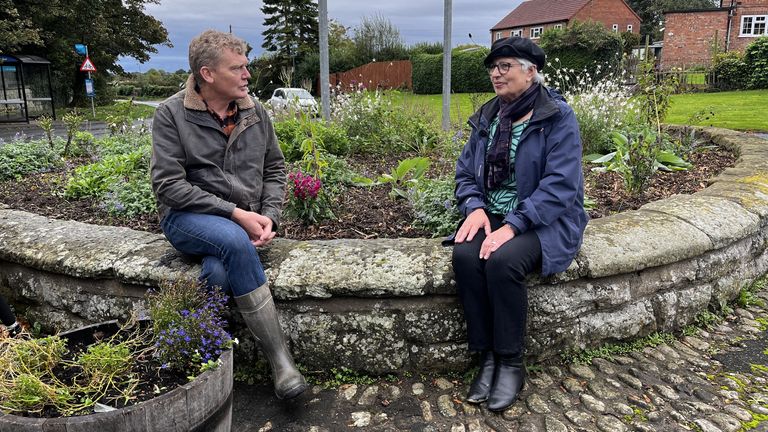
left=442, top=0, right=452, bottom=131
left=319, top=0, right=330, bottom=121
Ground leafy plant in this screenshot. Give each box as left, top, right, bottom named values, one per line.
left=64, top=149, right=148, bottom=199
left=353, top=157, right=430, bottom=199
left=103, top=174, right=157, bottom=217
left=589, top=128, right=691, bottom=195
left=409, top=177, right=460, bottom=236
left=0, top=140, right=63, bottom=181
left=105, top=100, right=136, bottom=135
left=635, top=57, right=679, bottom=134
left=61, top=111, right=85, bottom=157
left=36, top=115, right=55, bottom=149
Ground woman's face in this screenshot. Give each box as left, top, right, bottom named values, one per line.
left=487, top=57, right=536, bottom=101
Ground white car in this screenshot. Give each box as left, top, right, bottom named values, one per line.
left=267, top=88, right=318, bottom=114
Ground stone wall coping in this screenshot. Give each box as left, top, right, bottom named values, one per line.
left=1, top=126, right=767, bottom=300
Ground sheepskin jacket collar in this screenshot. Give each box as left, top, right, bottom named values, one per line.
left=182, top=74, right=255, bottom=112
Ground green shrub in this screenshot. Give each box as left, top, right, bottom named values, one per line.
left=555, top=65, right=637, bottom=155
left=710, top=52, right=748, bottom=90
left=409, top=177, right=460, bottom=237
left=411, top=48, right=493, bottom=94
left=451, top=48, right=493, bottom=94
left=412, top=54, right=443, bottom=94
left=330, top=89, right=443, bottom=154
left=0, top=140, right=63, bottom=181
left=745, top=36, right=768, bottom=89
left=64, top=148, right=149, bottom=199
left=274, top=118, right=351, bottom=160
left=103, top=174, right=156, bottom=217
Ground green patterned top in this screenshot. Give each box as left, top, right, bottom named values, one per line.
left=486, top=117, right=529, bottom=216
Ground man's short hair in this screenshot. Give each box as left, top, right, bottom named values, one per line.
left=189, top=29, right=248, bottom=85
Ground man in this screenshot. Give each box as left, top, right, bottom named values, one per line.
left=150, top=29, right=307, bottom=400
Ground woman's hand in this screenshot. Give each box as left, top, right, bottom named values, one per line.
left=455, top=208, right=491, bottom=244
left=479, top=224, right=515, bottom=260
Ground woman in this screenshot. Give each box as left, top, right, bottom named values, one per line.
left=449, top=37, right=588, bottom=412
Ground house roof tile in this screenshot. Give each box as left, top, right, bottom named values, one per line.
left=491, top=0, right=591, bottom=30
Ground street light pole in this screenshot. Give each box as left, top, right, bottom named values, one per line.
left=442, top=0, right=452, bottom=131
left=318, top=0, right=330, bottom=121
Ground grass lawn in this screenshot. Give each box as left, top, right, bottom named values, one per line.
left=385, top=92, right=495, bottom=125
left=391, top=89, right=768, bottom=132
left=666, top=89, right=768, bottom=132
left=80, top=102, right=156, bottom=122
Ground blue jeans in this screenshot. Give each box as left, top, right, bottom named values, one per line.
left=161, top=210, right=267, bottom=296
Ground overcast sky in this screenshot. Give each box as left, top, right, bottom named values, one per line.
left=118, top=0, right=524, bottom=72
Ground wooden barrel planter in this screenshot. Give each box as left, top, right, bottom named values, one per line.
left=0, top=321, right=233, bottom=432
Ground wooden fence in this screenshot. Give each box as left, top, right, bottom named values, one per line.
left=324, top=60, right=412, bottom=92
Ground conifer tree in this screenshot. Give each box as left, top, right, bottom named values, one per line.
left=261, top=0, right=319, bottom=71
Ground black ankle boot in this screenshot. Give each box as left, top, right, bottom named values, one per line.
left=466, top=351, right=496, bottom=403
left=487, top=355, right=525, bottom=412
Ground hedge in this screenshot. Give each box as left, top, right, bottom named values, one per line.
left=412, top=47, right=493, bottom=94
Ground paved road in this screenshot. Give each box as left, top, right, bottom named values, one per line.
left=230, top=287, right=768, bottom=431
left=0, top=119, right=151, bottom=143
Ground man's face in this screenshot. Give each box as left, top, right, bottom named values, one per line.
left=204, top=49, right=251, bottom=101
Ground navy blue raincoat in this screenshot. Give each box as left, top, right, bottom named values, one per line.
left=450, top=85, right=588, bottom=276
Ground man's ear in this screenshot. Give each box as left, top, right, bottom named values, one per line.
left=199, top=66, right=215, bottom=84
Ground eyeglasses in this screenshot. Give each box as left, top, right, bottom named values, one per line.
left=486, top=62, right=522, bottom=74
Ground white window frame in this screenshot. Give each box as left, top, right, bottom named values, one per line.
left=496, top=31, right=502, bottom=41
left=530, top=27, right=543, bottom=39
left=553, top=24, right=563, bottom=30
left=740, top=15, right=768, bottom=37
left=612, top=24, right=619, bottom=32
left=627, top=24, right=633, bottom=32
left=511, top=29, right=522, bottom=37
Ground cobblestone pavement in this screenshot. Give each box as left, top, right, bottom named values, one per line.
left=232, top=288, right=768, bottom=431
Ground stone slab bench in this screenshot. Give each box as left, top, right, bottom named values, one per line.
left=1, top=126, right=767, bottom=374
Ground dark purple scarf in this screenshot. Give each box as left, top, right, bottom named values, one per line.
left=485, top=83, right=540, bottom=190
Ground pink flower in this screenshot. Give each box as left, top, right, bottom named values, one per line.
left=288, top=170, right=322, bottom=200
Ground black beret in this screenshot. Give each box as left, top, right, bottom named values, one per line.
left=484, top=37, right=546, bottom=71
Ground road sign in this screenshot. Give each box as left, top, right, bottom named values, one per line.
left=80, top=56, right=97, bottom=72
left=84, top=78, right=95, bottom=97
left=74, top=44, right=87, bottom=55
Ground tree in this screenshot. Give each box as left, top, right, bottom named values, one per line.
left=0, top=0, right=42, bottom=53
left=627, top=0, right=719, bottom=42
left=8, top=0, right=169, bottom=106
left=353, top=13, right=407, bottom=62
left=261, top=0, right=319, bottom=71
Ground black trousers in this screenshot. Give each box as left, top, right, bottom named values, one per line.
left=452, top=212, right=542, bottom=356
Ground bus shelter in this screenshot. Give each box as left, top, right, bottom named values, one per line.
left=0, top=54, right=56, bottom=123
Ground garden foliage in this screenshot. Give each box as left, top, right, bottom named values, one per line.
left=0, top=278, right=232, bottom=416
left=744, top=36, right=768, bottom=89
left=539, top=20, right=624, bottom=89
left=709, top=36, right=768, bottom=91
left=549, top=61, right=636, bottom=155
left=147, top=279, right=234, bottom=375
left=0, top=139, right=62, bottom=181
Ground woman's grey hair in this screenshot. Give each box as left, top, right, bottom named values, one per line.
left=189, top=29, right=248, bottom=85
left=515, top=58, right=545, bottom=84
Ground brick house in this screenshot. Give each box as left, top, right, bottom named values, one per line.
left=490, top=0, right=641, bottom=44
left=661, top=0, right=768, bottom=69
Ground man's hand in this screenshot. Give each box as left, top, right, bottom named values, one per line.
left=455, top=208, right=491, bottom=244
left=232, top=208, right=276, bottom=247
left=479, top=224, right=515, bottom=260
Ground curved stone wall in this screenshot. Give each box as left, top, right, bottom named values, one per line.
left=1, top=126, right=767, bottom=374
